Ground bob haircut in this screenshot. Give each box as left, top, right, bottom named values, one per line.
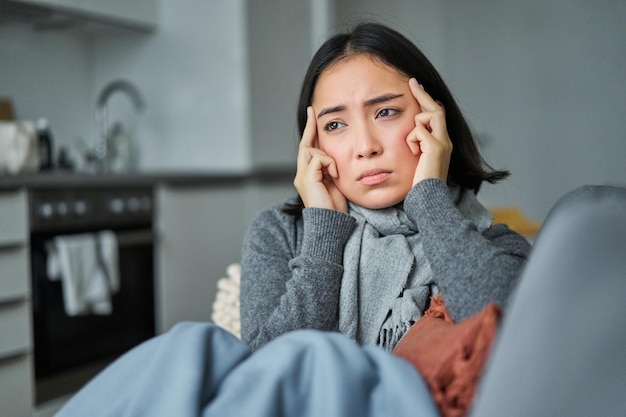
left=284, top=22, right=508, bottom=216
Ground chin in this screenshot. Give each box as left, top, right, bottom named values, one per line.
left=349, top=193, right=407, bottom=210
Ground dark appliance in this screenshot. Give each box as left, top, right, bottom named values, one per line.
left=29, top=186, right=156, bottom=404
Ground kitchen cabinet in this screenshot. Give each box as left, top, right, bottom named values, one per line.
left=0, top=172, right=294, bottom=415
left=0, top=188, right=34, bottom=417
left=154, top=177, right=294, bottom=333
left=155, top=184, right=248, bottom=333
left=0, top=175, right=161, bottom=416
left=5, top=0, right=158, bottom=31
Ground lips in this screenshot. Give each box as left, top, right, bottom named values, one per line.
left=358, top=169, right=392, bottom=186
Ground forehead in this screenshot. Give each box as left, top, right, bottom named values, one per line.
left=312, top=55, right=409, bottom=105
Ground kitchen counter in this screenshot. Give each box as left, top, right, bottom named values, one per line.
left=0, top=168, right=295, bottom=190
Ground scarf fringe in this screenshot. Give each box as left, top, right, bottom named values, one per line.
left=378, top=320, right=415, bottom=351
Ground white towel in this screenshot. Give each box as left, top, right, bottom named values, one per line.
left=47, top=231, right=120, bottom=316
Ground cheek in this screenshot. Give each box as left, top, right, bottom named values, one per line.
left=319, top=141, right=345, bottom=165
left=400, top=114, right=418, bottom=137
left=386, top=121, right=415, bottom=149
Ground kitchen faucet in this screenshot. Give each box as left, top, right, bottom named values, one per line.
left=93, top=79, right=145, bottom=171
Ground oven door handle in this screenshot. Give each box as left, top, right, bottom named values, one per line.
left=115, top=229, right=154, bottom=247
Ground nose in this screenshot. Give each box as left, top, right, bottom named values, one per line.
left=354, top=125, right=383, bottom=159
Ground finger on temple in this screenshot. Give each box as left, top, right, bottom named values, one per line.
left=408, top=78, right=440, bottom=111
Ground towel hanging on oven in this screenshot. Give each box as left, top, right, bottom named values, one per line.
left=47, top=231, right=120, bottom=316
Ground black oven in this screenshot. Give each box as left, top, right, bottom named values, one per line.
left=29, top=186, right=156, bottom=404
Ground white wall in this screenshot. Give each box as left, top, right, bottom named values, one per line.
left=0, top=20, right=93, bottom=154
left=91, top=0, right=250, bottom=172
left=442, top=0, right=626, bottom=220
left=335, top=0, right=626, bottom=220
left=1, top=0, right=323, bottom=173
left=1, top=0, right=252, bottom=173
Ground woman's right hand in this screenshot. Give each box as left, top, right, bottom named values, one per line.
left=294, top=107, right=348, bottom=212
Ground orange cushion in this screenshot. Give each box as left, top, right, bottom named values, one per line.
left=392, top=295, right=501, bottom=417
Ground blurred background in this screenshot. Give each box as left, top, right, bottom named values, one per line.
left=1, top=2, right=625, bottom=415
left=1, top=0, right=625, bottom=220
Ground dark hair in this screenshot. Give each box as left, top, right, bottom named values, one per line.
left=284, top=22, right=508, bottom=215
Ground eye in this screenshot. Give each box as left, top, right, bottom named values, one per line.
left=376, top=108, right=399, bottom=118
left=324, top=121, right=345, bottom=132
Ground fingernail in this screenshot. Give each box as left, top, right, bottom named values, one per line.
left=409, top=78, right=419, bottom=87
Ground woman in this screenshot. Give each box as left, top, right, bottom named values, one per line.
left=240, top=22, right=531, bottom=351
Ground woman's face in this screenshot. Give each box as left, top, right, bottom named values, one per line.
left=311, top=55, right=421, bottom=209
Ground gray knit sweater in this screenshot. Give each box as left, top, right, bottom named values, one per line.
left=240, top=179, right=531, bottom=351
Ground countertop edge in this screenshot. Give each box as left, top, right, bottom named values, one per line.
left=0, top=167, right=296, bottom=190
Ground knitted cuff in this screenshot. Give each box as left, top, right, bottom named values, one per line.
left=301, top=208, right=356, bottom=264
left=405, top=179, right=459, bottom=225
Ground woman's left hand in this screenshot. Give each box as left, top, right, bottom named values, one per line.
left=406, top=78, right=453, bottom=186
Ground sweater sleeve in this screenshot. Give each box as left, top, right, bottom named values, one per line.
left=404, top=179, right=532, bottom=322
left=240, top=205, right=356, bottom=351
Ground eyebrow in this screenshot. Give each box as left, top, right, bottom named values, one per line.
left=316, top=93, right=404, bottom=119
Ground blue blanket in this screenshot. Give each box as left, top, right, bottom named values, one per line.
left=56, top=322, right=438, bottom=417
